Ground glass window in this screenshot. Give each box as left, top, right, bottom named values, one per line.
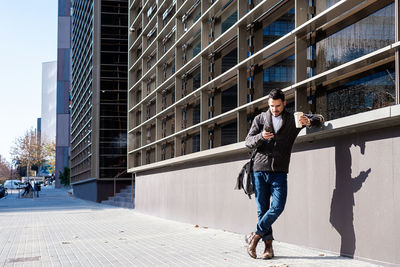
left=221, top=48, right=237, bottom=73
left=325, top=66, right=395, bottom=120
left=193, top=103, right=200, bottom=124
left=316, top=3, right=394, bottom=73
left=193, top=10, right=201, bottom=23
left=221, top=121, right=237, bottom=146
left=192, top=134, right=200, bottom=153
left=263, top=54, right=295, bottom=96
left=221, top=85, right=237, bottom=113
left=193, top=72, right=201, bottom=90
left=100, top=130, right=127, bottom=142
left=263, top=8, right=294, bottom=47
left=193, top=41, right=201, bottom=57
left=100, top=168, right=130, bottom=178
left=100, top=117, right=127, bottom=130
left=221, top=10, right=237, bottom=33
left=100, top=155, right=127, bottom=168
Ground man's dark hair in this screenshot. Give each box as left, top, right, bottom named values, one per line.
left=268, top=88, right=285, bottom=102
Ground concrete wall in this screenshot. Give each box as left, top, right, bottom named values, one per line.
left=135, top=125, right=400, bottom=266
left=73, top=179, right=97, bottom=202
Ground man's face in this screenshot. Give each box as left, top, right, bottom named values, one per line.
left=268, top=98, right=286, bottom=117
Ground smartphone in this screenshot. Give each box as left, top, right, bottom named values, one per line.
left=263, top=125, right=273, bottom=133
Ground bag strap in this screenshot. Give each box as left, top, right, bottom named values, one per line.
left=250, top=148, right=257, bottom=160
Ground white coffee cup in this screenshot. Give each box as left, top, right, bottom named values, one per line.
left=294, top=111, right=304, bottom=128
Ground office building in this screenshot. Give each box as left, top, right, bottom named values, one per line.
left=70, top=0, right=131, bottom=201
left=56, top=0, right=72, bottom=188
left=127, top=0, right=400, bottom=265
left=41, top=61, right=57, bottom=143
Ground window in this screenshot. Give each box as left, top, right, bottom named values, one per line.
left=325, top=66, right=395, bottom=120
left=221, top=10, right=237, bottom=32
left=316, top=3, right=394, bottom=73
left=263, top=55, right=295, bottom=96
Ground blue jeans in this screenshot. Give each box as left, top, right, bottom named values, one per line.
left=253, top=171, right=287, bottom=241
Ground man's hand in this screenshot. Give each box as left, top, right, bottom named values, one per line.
left=299, top=115, right=311, bottom=127
left=262, top=130, right=274, bottom=140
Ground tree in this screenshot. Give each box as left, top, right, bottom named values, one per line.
left=59, top=167, right=70, bottom=186
left=10, top=129, right=50, bottom=179
left=0, top=156, right=11, bottom=182
left=43, top=141, right=56, bottom=175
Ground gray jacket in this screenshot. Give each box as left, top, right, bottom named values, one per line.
left=245, top=109, right=322, bottom=173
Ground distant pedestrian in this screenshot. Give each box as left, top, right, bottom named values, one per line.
left=244, top=88, right=324, bottom=259
left=22, top=182, right=32, bottom=197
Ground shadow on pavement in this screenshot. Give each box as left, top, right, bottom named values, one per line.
left=275, top=255, right=342, bottom=260
left=0, top=187, right=119, bottom=213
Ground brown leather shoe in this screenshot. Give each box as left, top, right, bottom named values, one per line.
left=245, top=232, right=262, bottom=259
left=261, top=240, right=274, bottom=259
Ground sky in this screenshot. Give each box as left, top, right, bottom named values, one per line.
left=0, top=1, right=58, bottom=163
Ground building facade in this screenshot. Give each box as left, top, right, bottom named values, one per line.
left=56, top=0, right=72, bottom=188
left=41, top=61, right=57, bottom=143
left=128, top=0, right=400, bottom=265
left=70, top=0, right=131, bottom=201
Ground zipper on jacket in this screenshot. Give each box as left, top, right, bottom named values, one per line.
left=271, top=139, right=277, bottom=171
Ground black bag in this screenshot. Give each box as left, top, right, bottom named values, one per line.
left=235, top=149, right=257, bottom=199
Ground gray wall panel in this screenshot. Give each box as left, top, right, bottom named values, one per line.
left=56, top=114, right=70, bottom=146
left=58, top=16, right=71, bottom=49
left=393, top=135, right=400, bottom=264
left=136, top=155, right=258, bottom=234
left=72, top=180, right=97, bottom=202
left=135, top=125, right=400, bottom=265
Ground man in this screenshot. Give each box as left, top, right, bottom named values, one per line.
left=244, top=88, right=323, bottom=259
left=22, top=181, right=32, bottom=197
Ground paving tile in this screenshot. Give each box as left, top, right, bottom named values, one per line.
left=0, top=187, right=379, bottom=267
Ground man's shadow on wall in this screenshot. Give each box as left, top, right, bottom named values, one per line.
left=330, top=138, right=371, bottom=258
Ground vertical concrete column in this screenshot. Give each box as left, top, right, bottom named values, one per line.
left=295, top=0, right=309, bottom=112
left=201, top=17, right=209, bottom=49
left=175, top=135, right=182, bottom=157
left=128, top=152, right=133, bottom=169
left=238, top=0, right=247, bottom=19
left=141, top=125, right=146, bottom=164
left=200, top=112, right=209, bottom=151
left=175, top=16, right=184, bottom=70
left=155, top=86, right=162, bottom=163
left=252, top=26, right=264, bottom=99
left=201, top=0, right=211, bottom=15
left=175, top=105, right=183, bottom=131
left=156, top=142, right=162, bottom=161
left=156, top=64, right=162, bottom=87
left=138, top=2, right=144, bottom=165
left=201, top=0, right=211, bottom=49
left=175, top=75, right=183, bottom=101
left=128, top=110, right=135, bottom=134
left=237, top=68, right=248, bottom=141
left=237, top=25, right=249, bottom=142
left=200, top=56, right=209, bottom=151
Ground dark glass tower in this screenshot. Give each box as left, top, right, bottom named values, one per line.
left=71, top=0, right=130, bottom=202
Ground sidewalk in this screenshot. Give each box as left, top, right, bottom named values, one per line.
left=0, top=187, right=378, bottom=267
